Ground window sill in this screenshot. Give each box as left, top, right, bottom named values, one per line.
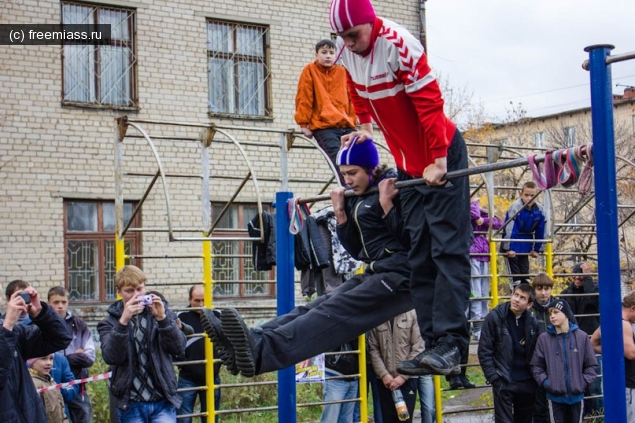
left=62, top=101, right=140, bottom=112
left=208, top=112, right=274, bottom=121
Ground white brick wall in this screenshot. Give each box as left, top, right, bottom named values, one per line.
left=0, top=0, right=416, bottom=320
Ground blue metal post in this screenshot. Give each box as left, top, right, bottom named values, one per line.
left=586, top=43, right=626, bottom=423
left=275, top=191, right=296, bottom=422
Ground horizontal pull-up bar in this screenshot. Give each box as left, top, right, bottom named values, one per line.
left=581, top=45, right=635, bottom=70
left=298, top=154, right=544, bottom=204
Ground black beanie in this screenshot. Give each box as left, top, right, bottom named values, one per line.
left=548, top=299, right=576, bottom=323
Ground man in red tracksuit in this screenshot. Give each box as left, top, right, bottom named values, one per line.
left=329, top=0, right=472, bottom=375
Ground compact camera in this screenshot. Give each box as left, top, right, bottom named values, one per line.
left=18, top=291, right=31, bottom=304
left=137, top=294, right=153, bottom=306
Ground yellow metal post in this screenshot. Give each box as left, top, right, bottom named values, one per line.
left=490, top=240, right=499, bottom=307
left=115, top=236, right=126, bottom=299
left=202, top=235, right=215, bottom=421
left=358, top=333, right=368, bottom=423
left=115, top=236, right=126, bottom=272
left=545, top=242, right=554, bottom=278
left=433, top=375, right=443, bottom=422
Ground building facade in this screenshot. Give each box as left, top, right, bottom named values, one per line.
left=0, top=0, right=422, bottom=323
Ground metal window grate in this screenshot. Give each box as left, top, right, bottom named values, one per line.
left=207, top=20, right=271, bottom=117
left=61, top=1, right=137, bottom=107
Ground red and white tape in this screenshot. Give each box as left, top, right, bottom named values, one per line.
left=37, top=371, right=112, bottom=393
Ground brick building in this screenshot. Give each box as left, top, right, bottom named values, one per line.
left=0, top=0, right=422, bottom=324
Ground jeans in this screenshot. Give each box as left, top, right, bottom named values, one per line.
left=116, top=399, right=176, bottom=423
left=320, top=376, right=358, bottom=423
left=67, top=389, right=93, bottom=423
left=417, top=375, right=435, bottom=423
left=469, top=259, right=490, bottom=333
left=584, top=357, right=603, bottom=415
left=177, top=375, right=221, bottom=423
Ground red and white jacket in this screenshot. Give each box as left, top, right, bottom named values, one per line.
left=337, top=17, right=456, bottom=178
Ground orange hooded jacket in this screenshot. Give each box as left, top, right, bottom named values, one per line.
left=294, top=62, right=357, bottom=131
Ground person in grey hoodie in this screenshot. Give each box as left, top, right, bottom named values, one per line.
left=530, top=299, right=597, bottom=423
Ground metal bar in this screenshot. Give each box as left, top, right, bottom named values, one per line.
left=168, top=236, right=263, bottom=242
left=125, top=172, right=204, bottom=178
left=128, top=255, right=203, bottom=259
left=276, top=191, right=296, bottom=422
left=297, top=153, right=557, bottom=204
left=126, top=227, right=249, bottom=233
left=121, top=170, right=159, bottom=237
left=207, top=172, right=252, bottom=237
left=582, top=49, right=635, bottom=70
left=586, top=43, right=626, bottom=423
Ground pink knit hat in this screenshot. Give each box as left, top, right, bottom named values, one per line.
left=329, top=0, right=376, bottom=33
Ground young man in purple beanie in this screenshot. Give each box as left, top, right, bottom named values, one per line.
left=329, top=0, right=472, bottom=375
left=201, top=139, right=418, bottom=378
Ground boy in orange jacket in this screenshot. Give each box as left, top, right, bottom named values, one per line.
left=294, top=39, right=357, bottom=170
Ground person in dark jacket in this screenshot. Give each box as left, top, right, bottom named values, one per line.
left=247, top=211, right=276, bottom=271
left=0, top=284, right=72, bottom=423
left=48, top=286, right=95, bottom=423
left=560, top=262, right=599, bottom=340
left=559, top=261, right=602, bottom=416
left=530, top=272, right=558, bottom=423
left=176, top=284, right=222, bottom=423
left=97, top=265, right=187, bottom=422
left=501, top=181, right=546, bottom=288
left=478, top=283, right=539, bottom=423
left=201, top=138, right=417, bottom=378
left=530, top=299, right=597, bottom=423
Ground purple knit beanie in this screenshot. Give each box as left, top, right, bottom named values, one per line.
left=329, top=0, right=377, bottom=33
left=336, top=138, right=379, bottom=170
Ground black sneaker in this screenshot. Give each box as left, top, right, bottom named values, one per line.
left=397, top=344, right=461, bottom=376
left=200, top=309, right=239, bottom=375
left=460, top=375, right=476, bottom=389
left=221, top=307, right=261, bottom=378
left=419, top=344, right=461, bottom=376
left=447, top=375, right=462, bottom=390
left=396, top=351, right=434, bottom=376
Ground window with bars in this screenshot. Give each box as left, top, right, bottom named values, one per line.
left=64, top=200, right=141, bottom=301
left=61, top=2, right=137, bottom=107
left=211, top=203, right=274, bottom=297
left=207, top=20, right=271, bottom=117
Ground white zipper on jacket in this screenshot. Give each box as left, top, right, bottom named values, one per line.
left=353, top=199, right=370, bottom=259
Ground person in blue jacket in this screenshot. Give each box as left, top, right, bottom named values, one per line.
left=501, top=181, right=546, bottom=287
left=530, top=299, right=597, bottom=422
left=52, top=353, right=80, bottom=419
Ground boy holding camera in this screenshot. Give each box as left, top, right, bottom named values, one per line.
left=97, top=265, right=186, bottom=422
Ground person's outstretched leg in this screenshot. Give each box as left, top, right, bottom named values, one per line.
left=200, top=309, right=239, bottom=375
left=202, top=274, right=366, bottom=372
left=223, top=272, right=413, bottom=376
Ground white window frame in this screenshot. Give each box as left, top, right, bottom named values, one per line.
left=61, top=1, right=137, bottom=108
left=207, top=19, right=271, bottom=117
